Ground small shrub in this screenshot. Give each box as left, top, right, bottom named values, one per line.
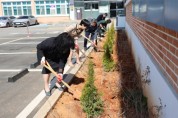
left=81, top=60, right=104, bottom=118
left=103, top=44, right=115, bottom=72
left=104, top=22, right=115, bottom=54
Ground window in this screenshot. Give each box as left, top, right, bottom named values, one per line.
left=36, top=6, right=45, bottom=15
left=92, top=3, right=98, bottom=10
left=3, top=7, right=12, bottom=15
left=84, top=3, right=91, bottom=10
left=2, top=2, right=32, bottom=16
left=35, top=0, right=69, bottom=15
left=84, top=3, right=98, bottom=10
left=56, top=5, right=61, bottom=14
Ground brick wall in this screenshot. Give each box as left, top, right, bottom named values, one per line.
left=126, top=1, right=178, bottom=94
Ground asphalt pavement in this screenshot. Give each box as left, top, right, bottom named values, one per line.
left=0, top=22, right=88, bottom=118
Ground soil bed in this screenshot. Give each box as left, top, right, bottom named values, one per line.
left=46, top=30, right=148, bottom=118
left=47, top=36, right=121, bottom=118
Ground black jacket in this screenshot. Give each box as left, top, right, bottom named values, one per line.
left=86, top=25, right=97, bottom=33
left=36, top=37, right=70, bottom=64
left=97, top=14, right=105, bottom=22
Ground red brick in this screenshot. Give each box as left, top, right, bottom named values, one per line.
left=161, top=59, right=166, bottom=69
left=162, top=48, right=167, bottom=55
left=176, top=32, right=178, bottom=38
left=166, top=51, right=173, bottom=61
left=176, top=49, right=178, bottom=57
left=174, top=66, right=178, bottom=76
left=172, top=55, right=178, bottom=66
left=163, top=55, right=170, bottom=65
left=158, top=49, right=164, bottom=58
left=167, top=36, right=174, bottom=44
left=165, top=28, right=177, bottom=37
left=158, top=32, right=167, bottom=41
left=162, top=41, right=169, bottom=50
left=159, top=39, right=165, bottom=47
left=168, top=61, right=175, bottom=70
left=166, top=65, right=172, bottom=76
left=173, top=83, right=178, bottom=94
left=158, top=25, right=165, bottom=32
left=172, top=39, right=178, bottom=47
left=170, top=70, right=177, bottom=83
left=169, top=45, right=176, bottom=54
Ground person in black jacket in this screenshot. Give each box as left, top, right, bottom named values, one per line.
left=37, top=32, right=75, bottom=96
left=96, top=13, right=108, bottom=22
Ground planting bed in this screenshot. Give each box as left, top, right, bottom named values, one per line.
left=46, top=35, right=122, bottom=118
left=46, top=30, right=148, bottom=118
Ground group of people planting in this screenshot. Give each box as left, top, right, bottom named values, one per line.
left=36, top=13, right=111, bottom=96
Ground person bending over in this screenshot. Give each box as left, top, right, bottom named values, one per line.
left=64, top=19, right=90, bottom=67
left=37, top=32, right=75, bottom=96
left=84, top=19, right=98, bottom=51
left=97, top=19, right=111, bottom=38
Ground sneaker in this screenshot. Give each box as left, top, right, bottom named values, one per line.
left=84, top=47, right=87, bottom=51
left=68, top=62, right=74, bottom=67
left=94, top=47, right=97, bottom=52
left=44, top=89, right=51, bottom=96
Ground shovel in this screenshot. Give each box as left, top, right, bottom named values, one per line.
left=43, top=61, right=81, bottom=100
left=81, top=34, right=97, bottom=48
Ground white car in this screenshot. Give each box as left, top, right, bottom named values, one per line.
left=13, top=15, right=38, bottom=27
left=0, top=16, right=16, bottom=27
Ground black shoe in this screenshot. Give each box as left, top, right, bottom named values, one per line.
left=84, top=47, right=87, bottom=51
left=58, top=86, right=64, bottom=91
left=44, top=89, right=51, bottom=96
left=94, top=47, right=97, bottom=52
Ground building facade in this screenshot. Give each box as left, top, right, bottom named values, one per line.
left=0, top=0, right=70, bottom=23
left=125, top=0, right=178, bottom=117
left=0, top=0, right=124, bottom=23
left=73, top=0, right=124, bottom=20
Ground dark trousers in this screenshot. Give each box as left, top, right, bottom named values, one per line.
left=84, top=31, right=97, bottom=48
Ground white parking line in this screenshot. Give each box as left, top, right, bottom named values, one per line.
left=0, top=69, right=21, bottom=72
left=16, top=90, right=46, bottom=118
left=8, top=42, right=40, bottom=45
left=28, top=69, right=42, bottom=72
left=0, top=38, right=18, bottom=39
left=16, top=64, right=71, bottom=118
left=0, top=52, right=36, bottom=55
left=0, top=38, right=24, bottom=45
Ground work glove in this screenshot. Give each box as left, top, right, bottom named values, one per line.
left=57, top=73, right=63, bottom=83
left=41, top=56, right=45, bottom=65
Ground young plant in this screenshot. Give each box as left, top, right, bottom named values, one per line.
left=80, top=60, right=104, bottom=118
left=103, top=44, right=115, bottom=72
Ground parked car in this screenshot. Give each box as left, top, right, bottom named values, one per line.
left=13, top=15, right=38, bottom=27
left=0, top=16, right=16, bottom=27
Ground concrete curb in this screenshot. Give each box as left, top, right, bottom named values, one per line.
left=33, top=47, right=93, bottom=118
left=30, top=62, right=40, bottom=68
left=8, top=68, right=29, bottom=82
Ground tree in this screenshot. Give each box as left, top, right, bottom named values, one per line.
left=80, top=60, right=104, bottom=118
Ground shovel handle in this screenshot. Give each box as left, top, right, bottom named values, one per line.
left=43, top=62, right=74, bottom=92
left=81, top=34, right=97, bottom=47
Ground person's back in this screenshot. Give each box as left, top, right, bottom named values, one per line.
left=96, top=13, right=107, bottom=22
